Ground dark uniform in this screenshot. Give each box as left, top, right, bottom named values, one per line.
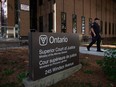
left=87, top=20, right=102, bottom=51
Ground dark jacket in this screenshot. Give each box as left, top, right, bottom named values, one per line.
left=91, top=22, right=100, bottom=37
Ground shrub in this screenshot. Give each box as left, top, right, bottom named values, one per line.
left=17, top=71, right=27, bottom=82
left=112, top=42, right=116, bottom=45
left=97, top=49, right=116, bottom=82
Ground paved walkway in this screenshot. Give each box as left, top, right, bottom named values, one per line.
left=79, top=46, right=105, bottom=56
left=0, top=46, right=105, bottom=56
left=0, top=38, right=113, bottom=57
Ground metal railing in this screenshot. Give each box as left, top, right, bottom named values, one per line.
left=0, top=26, right=19, bottom=38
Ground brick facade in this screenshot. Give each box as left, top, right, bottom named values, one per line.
left=37, top=0, right=116, bottom=38
left=0, top=0, right=116, bottom=39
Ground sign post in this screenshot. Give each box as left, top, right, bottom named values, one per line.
left=23, top=32, right=82, bottom=87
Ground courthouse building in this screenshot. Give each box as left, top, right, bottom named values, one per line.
left=0, top=0, right=116, bottom=40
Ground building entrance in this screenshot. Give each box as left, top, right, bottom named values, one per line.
left=0, top=0, right=19, bottom=39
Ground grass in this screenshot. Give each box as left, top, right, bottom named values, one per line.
left=83, top=70, right=94, bottom=74
left=0, top=82, right=17, bottom=87
left=0, top=48, right=115, bottom=87
left=2, top=69, right=14, bottom=76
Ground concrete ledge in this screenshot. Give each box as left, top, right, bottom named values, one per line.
left=23, top=64, right=82, bottom=87
left=0, top=41, right=20, bottom=48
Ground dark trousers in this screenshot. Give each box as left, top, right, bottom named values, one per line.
left=88, top=35, right=101, bottom=51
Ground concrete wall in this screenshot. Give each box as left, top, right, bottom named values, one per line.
left=0, top=2, right=1, bottom=27
left=23, top=64, right=82, bottom=87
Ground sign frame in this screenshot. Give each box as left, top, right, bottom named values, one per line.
left=28, top=32, right=79, bottom=81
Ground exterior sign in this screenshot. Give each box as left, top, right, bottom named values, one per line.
left=21, top=4, right=29, bottom=11
left=29, top=32, right=79, bottom=81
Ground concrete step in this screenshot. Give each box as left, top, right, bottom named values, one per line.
left=0, top=38, right=20, bottom=48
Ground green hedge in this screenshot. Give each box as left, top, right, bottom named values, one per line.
left=97, top=49, right=116, bottom=82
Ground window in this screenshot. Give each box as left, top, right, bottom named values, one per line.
left=15, top=0, right=18, bottom=24
left=115, top=24, right=116, bottom=35
left=81, top=16, right=85, bottom=34
left=72, top=14, right=77, bottom=33
left=89, top=18, right=92, bottom=30
left=112, top=23, right=114, bottom=35
left=109, top=22, right=111, bottom=35
left=100, top=21, right=103, bottom=34
left=61, top=12, right=66, bottom=33
left=105, top=22, right=107, bottom=35
left=48, top=12, right=53, bottom=32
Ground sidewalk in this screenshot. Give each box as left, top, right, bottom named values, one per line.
left=80, top=43, right=116, bottom=56
left=79, top=46, right=105, bottom=56
left=0, top=38, right=114, bottom=57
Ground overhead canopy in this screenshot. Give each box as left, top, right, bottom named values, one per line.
left=113, top=0, right=116, bottom=3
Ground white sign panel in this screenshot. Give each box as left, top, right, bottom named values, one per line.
left=21, top=4, right=29, bottom=11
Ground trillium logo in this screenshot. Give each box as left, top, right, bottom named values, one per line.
left=39, top=34, right=68, bottom=46
left=39, top=35, right=48, bottom=46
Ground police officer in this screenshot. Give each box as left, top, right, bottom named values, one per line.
left=87, top=18, right=103, bottom=52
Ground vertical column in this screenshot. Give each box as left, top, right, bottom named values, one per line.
left=53, top=2, right=56, bottom=33
left=30, top=0, right=37, bottom=32
left=15, top=0, right=20, bottom=38
left=0, top=1, right=1, bottom=37
left=115, top=3, right=116, bottom=36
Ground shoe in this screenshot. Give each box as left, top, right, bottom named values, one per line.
left=97, top=50, right=103, bottom=52
left=87, top=46, right=90, bottom=51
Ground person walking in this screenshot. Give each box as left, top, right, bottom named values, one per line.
left=87, top=18, right=103, bottom=52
